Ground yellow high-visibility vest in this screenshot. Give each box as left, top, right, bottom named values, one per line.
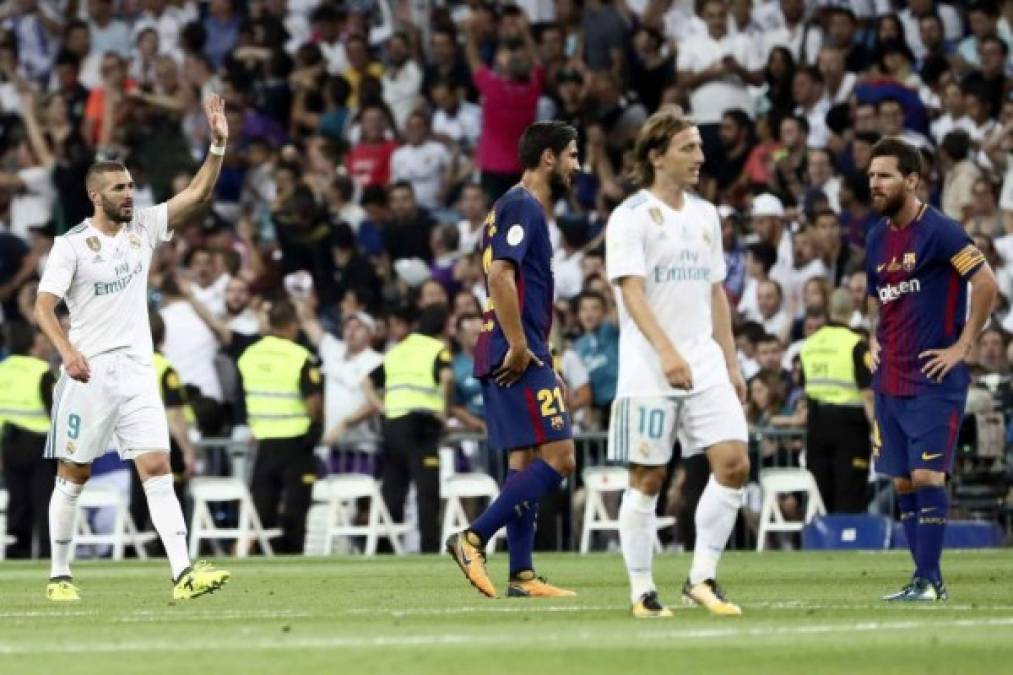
left=800, top=325, right=865, bottom=407
left=237, top=336, right=312, bottom=440
left=383, top=333, right=447, bottom=419
left=0, top=355, right=51, bottom=434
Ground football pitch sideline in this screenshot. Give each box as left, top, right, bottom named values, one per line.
left=2, top=550, right=1013, bottom=675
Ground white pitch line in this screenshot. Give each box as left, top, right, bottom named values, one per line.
left=3, top=617, right=1013, bottom=655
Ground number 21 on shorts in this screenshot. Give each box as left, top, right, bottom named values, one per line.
left=537, top=387, right=566, bottom=416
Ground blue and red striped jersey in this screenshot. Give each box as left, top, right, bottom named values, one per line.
left=474, top=186, right=554, bottom=378
left=866, top=204, right=986, bottom=397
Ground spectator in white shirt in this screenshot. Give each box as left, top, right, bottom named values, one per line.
left=931, top=80, right=970, bottom=145
left=381, top=31, right=422, bottom=132
left=792, top=65, right=830, bottom=148
left=455, top=182, right=488, bottom=256
left=131, top=0, right=189, bottom=58
left=757, top=278, right=791, bottom=343
left=677, top=0, right=763, bottom=157
left=390, top=110, right=452, bottom=212
left=430, top=78, right=481, bottom=153
left=900, top=0, right=964, bottom=61
left=806, top=148, right=842, bottom=212
left=763, top=0, right=823, bottom=64
left=751, top=192, right=795, bottom=290
left=817, top=47, right=856, bottom=106
left=86, top=0, right=131, bottom=59
left=186, top=246, right=229, bottom=318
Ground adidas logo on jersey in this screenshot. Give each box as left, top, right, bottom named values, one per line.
left=877, top=279, right=921, bottom=305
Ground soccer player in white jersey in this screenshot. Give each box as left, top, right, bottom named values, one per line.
left=35, top=95, right=231, bottom=602
left=606, top=107, right=750, bottom=618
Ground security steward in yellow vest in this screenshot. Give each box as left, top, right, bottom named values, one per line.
left=130, top=314, right=200, bottom=537
left=800, top=289, right=874, bottom=513
left=367, top=304, right=453, bottom=553
left=0, top=322, right=57, bottom=558
left=236, top=300, right=323, bottom=554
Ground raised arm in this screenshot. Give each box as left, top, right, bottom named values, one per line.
left=166, top=94, right=228, bottom=230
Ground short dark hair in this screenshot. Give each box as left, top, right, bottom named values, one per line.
left=417, top=303, right=449, bottom=337
left=577, top=290, right=606, bottom=309
left=980, top=33, right=1009, bottom=56
left=757, top=333, right=782, bottom=347
left=268, top=299, right=298, bottom=329
left=3, top=321, right=35, bottom=355
left=746, top=242, right=778, bottom=275
left=150, top=312, right=166, bottom=347
left=941, top=129, right=972, bottom=162
left=518, top=121, right=578, bottom=170
left=361, top=185, right=388, bottom=207
left=870, top=137, right=924, bottom=177
left=85, top=160, right=128, bottom=192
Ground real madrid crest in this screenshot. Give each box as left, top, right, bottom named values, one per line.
left=128, top=233, right=141, bottom=249
left=648, top=207, right=663, bottom=226
left=86, top=236, right=101, bottom=252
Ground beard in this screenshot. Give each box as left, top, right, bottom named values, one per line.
left=871, top=189, right=905, bottom=218
left=101, top=196, right=132, bottom=223
left=549, top=166, right=573, bottom=194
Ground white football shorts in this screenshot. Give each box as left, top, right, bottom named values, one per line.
left=44, top=350, right=170, bottom=464
left=607, top=382, right=748, bottom=466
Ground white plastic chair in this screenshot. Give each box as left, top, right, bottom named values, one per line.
left=316, top=474, right=409, bottom=555
left=579, top=466, right=675, bottom=553
left=440, top=473, right=505, bottom=556
left=188, top=477, right=281, bottom=558
left=71, top=483, right=157, bottom=561
left=0, top=489, right=16, bottom=560
left=756, top=468, right=826, bottom=551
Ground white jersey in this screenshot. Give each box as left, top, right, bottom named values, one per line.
left=606, top=189, right=729, bottom=398
left=38, top=204, right=170, bottom=364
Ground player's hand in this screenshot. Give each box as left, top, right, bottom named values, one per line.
left=660, top=347, right=693, bottom=390
left=494, top=343, right=543, bottom=387
left=869, top=335, right=880, bottom=371
left=729, top=366, right=747, bottom=404
left=920, top=341, right=971, bottom=383
left=62, top=347, right=91, bottom=383
left=183, top=452, right=198, bottom=478
left=203, top=93, right=228, bottom=145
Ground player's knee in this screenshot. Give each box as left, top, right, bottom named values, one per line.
left=629, top=465, right=666, bottom=495
left=910, top=469, right=945, bottom=489
left=58, top=460, right=91, bottom=484
left=714, top=451, right=749, bottom=488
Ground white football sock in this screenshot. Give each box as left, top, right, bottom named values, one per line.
left=619, top=487, right=659, bottom=604
left=49, top=476, right=84, bottom=579
left=689, top=475, right=743, bottom=585
left=143, top=474, right=191, bottom=580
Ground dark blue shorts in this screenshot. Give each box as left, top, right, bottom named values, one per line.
left=873, top=391, right=966, bottom=477
left=481, top=363, right=573, bottom=452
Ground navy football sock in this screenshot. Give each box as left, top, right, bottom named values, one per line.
left=470, top=460, right=562, bottom=545
left=914, top=486, right=948, bottom=585
left=506, top=470, right=537, bottom=577
left=897, top=491, right=918, bottom=571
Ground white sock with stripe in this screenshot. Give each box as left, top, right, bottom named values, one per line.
left=689, top=475, right=743, bottom=585
left=49, top=476, right=84, bottom=579
left=619, top=487, right=658, bottom=604
left=143, top=474, right=191, bottom=580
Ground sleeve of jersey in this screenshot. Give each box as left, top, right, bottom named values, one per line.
left=37, top=237, right=76, bottom=299
left=938, top=220, right=986, bottom=279
left=605, top=206, right=647, bottom=282
left=708, top=205, right=727, bottom=284
left=489, top=199, right=533, bottom=267
left=299, top=357, right=324, bottom=397
left=852, top=341, right=873, bottom=389
left=162, top=368, right=186, bottom=407
left=138, top=203, right=171, bottom=249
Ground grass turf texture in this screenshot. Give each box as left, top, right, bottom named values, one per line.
left=2, top=550, right=1013, bottom=674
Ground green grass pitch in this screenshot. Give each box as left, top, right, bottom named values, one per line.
left=2, top=550, right=1013, bottom=674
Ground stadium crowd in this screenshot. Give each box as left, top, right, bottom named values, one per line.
left=0, top=0, right=1012, bottom=556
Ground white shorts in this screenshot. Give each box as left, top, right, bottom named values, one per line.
left=607, top=382, right=749, bottom=466
left=44, top=350, right=170, bottom=464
